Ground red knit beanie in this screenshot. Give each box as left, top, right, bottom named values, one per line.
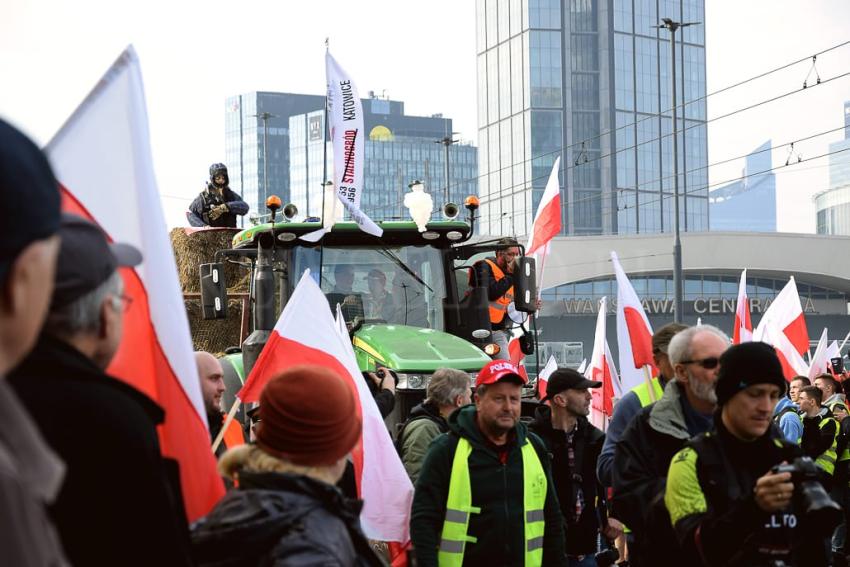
left=256, top=365, right=362, bottom=466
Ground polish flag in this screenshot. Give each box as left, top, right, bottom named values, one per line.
left=756, top=324, right=809, bottom=380
left=586, top=297, right=622, bottom=429
left=507, top=335, right=530, bottom=382
left=526, top=156, right=562, bottom=258
left=808, top=328, right=830, bottom=379
left=238, top=270, right=413, bottom=542
left=755, top=277, right=810, bottom=356
left=536, top=355, right=558, bottom=401
left=611, top=251, right=657, bottom=392
left=45, top=47, right=224, bottom=520
left=732, top=269, right=753, bottom=345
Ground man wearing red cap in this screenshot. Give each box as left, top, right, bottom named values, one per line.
left=411, top=359, right=566, bottom=566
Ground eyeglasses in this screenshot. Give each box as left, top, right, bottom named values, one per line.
left=680, top=357, right=720, bottom=369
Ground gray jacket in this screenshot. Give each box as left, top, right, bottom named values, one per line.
left=0, top=380, right=68, bottom=566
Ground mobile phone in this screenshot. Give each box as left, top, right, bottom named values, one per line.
left=831, top=357, right=844, bottom=374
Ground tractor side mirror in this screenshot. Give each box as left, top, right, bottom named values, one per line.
left=200, top=262, right=228, bottom=319
left=513, top=256, right=537, bottom=313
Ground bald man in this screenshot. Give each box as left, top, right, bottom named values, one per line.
left=195, top=352, right=243, bottom=455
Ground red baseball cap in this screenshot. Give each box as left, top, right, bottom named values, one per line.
left=476, top=360, right=528, bottom=387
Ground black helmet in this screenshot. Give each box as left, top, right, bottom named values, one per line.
left=209, top=163, right=229, bottom=187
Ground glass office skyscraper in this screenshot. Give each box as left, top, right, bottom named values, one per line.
left=475, top=0, right=708, bottom=237
left=814, top=102, right=850, bottom=235
left=224, top=92, right=325, bottom=222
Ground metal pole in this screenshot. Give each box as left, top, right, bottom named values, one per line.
left=444, top=139, right=450, bottom=204
left=669, top=23, right=683, bottom=323
left=262, top=114, right=269, bottom=208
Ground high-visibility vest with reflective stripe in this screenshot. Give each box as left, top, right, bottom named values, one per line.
left=815, top=417, right=839, bottom=476
left=438, top=437, right=547, bottom=567
left=632, top=377, right=664, bottom=407
left=480, top=259, right=513, bottom=324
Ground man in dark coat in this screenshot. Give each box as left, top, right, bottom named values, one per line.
left=187, top=163, right=249, bottom=227
left=530, top=368, right=623, bottom=565
left=612, top=325, right=729, bottom=566
left=10, top=215, right=192, bottom=566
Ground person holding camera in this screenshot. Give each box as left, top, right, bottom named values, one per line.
left=665, top=342, right=838, bottom=566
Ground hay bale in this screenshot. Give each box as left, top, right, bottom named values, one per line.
left=170, top=228, right=249, bottom=293
left=185, top=298, right=245, bottom=354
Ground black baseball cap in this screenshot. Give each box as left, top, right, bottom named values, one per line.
left=51, top=214, right=142, bottom=309
left=541, top=368, right=601, bottom=401
left=0, top=119, right=61, bottom=286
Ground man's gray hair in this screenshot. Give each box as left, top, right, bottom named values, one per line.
left=45, top=271, right=123, bottom=337
left=427, top=368, right=471, bottom=407
left=667, top=324, right=730, bottom=366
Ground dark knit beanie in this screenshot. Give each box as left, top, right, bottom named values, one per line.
left=256, top=365, right=361, bottom=466
left=715, top=342, right=786, bottom=406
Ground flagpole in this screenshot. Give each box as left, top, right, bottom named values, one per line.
left=642, top=365, right=657, bottom=403
left=322, top=39, right=329, bottom=219
left=212, top=398, right=242, bottom=454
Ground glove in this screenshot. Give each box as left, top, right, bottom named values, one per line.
left=208, top=204, right=228, bottom=221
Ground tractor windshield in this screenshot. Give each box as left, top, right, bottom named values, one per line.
left=294, top=245, right=447, bottom=331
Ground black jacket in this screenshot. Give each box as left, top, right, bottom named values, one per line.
left=188, top=185, right=249, bottom=228
left=191, top=471, right=385, bottom=566
left=529, top=405, right=607, bottom=556
left=666, top=420, right=825, bottom=566
left=410, top=405, right=566, bottom=567
left=612, top=381, right=711, bottom=567
left=9, top=335, right=191, bottom=567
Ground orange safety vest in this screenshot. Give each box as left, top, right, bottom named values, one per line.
left=222, top=416, right=246, bottom=450
left=479, top=258, right=514, bottom=324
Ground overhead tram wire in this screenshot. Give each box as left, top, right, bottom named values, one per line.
left=471, top=117, right=850, bottom=223
left=447, top=39, right=850, bottom=193
left=472, top=142, right=850, bottom=227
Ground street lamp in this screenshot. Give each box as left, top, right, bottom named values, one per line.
left=655, top=17, right=700, bottom=323
left=252, top=111, right=278, bottom=210
left=435, top=134, right=460, bottom=204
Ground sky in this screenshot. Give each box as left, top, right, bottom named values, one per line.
left=2, top=0, right=849, bottom=232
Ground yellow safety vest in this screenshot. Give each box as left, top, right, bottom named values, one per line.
left=632, top=377, right=664, bottom=407
left=815, top=417, right=839, bottom=476
left=438, top=437, right=547, bottom=567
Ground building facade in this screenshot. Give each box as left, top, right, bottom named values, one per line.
left=224, top=92, right=325, bottom=223
left=709, top=140, right=776, bottom=232
left=289, top=98, right=477, bottom=221
left=814, top=102, right=850, bottom=235
left=531, top=231, right=850, bottom=369
left=475, top=0, right=708, bottom=238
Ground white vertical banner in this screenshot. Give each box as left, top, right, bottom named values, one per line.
left=325, top=51, right=382, bottom=237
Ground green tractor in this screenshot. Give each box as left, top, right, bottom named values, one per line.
left=200, top=197, right=538, bottom=433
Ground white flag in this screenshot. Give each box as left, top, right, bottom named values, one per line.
left=325, top=51, right=382, bottom=237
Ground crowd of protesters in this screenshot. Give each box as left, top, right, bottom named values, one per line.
left=4, top=116, right=850, bottom=566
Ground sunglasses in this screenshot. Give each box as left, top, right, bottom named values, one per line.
left=681, top=357, right=720, bottom=369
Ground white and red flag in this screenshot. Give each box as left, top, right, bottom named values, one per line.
left=586, top=297, right=622, bottom=429
left=237, top=270, right=413, bottom=542
left=732, top=269, right=753, bottom=345
left=756, top=323, right=810, bottom=380
left=755, top=277, right=810, bottom=356
left=808, top=328, right=830, bottom=379
left=45, top=46, right=224, bottom=520
left=537, top=355, right=558, bottom=401
left=525, top=156, right=562, bottom=290
left=611, top=251, right=657, bottom=392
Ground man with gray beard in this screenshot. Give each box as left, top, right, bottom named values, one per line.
left=612, top=325, right=729, bottom=567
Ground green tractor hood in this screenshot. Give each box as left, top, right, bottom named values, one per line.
left=352, top=324, right=490, bottom=373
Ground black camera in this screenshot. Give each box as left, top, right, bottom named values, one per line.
left=594, top=546, right=620, bottom=567
left=771, top=457, right=843, bottom=532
